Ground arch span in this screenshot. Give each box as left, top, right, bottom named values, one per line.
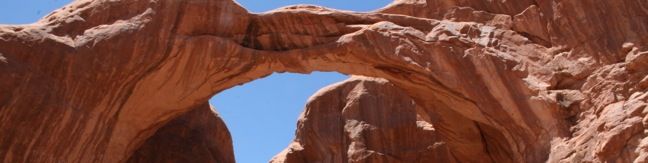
left=5, top=0, right=647, bottom=162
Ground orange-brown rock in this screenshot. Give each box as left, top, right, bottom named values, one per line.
left=0, top=0, right=647, bottom=162
left=128, top=103, right=234, bottom=163
left=271, top=76, right=453, bottom=163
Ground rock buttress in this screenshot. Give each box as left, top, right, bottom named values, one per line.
left=271, top=77, right=457, bottom=163
left=127, top=103, right=234, bottom=163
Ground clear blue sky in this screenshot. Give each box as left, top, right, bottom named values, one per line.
left=0, top=0, right=391, bottom=162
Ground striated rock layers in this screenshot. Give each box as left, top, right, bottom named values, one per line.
left=0, top=0, right=647, bottom=162
left=271, top=77, right=452, bottom=163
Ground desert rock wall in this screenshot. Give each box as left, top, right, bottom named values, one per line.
left=0, top=0, right=646, bottom=162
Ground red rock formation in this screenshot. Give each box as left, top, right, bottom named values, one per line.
left=271, top=77, right=454, bottom=163
left=128, top=103, right=234, bottom=163
left=0, top=0, right=646, bottom=162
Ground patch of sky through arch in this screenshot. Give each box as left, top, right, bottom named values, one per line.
left=237, top=0, right=392, bottom=13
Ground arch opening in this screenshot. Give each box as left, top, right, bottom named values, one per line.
left=210, top=72, right=348, bottom=163
left=128, top=63, right=517, bottom=163
left=233, top=0, right=393, bottom=13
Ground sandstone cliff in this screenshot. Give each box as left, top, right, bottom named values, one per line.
left=0, top=0, right=647, bottom=162
left=271, top=77, right=453, bottom=163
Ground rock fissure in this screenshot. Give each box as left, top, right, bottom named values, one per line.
left=475, top=122, right=499, bottom=163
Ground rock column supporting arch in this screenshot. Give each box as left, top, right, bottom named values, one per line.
left=127, top=103, right=234, bottom=163
left=271, top=76, right=458, bottom=163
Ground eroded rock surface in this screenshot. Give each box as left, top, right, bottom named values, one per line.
left=127, top=103, right=234, bottom=163
left=271, top=77, right=453, bottom=163
left=0, top=0, right=647, bottom=162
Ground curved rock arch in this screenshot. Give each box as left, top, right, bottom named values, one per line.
left=1, top=0, right=647, bottom=162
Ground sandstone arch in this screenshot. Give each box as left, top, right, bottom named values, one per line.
left=1, top=0, right=648, bottom=162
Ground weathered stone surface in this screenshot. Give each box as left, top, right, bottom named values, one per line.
left=0, top=0, right=647, bottom=162
left=271, top=76, right=454, bottom=163
left=128, top=103, right=234, bottom=163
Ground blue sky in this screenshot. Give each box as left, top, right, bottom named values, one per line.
left=211, top=72, right=348, bottom=163
left=0, top=0, right=391, bottom=162
left=0, top=0, right=72, bottom=24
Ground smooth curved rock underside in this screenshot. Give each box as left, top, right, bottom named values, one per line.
left=0, top=0, right=648, bottom=162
